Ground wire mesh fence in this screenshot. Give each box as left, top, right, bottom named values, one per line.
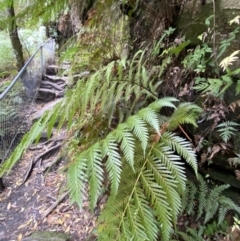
left=0, top=38, right=55, bottom=163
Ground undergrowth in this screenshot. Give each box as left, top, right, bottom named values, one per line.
left=1, top=1, right=240, bottom=239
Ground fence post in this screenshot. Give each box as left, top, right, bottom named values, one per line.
left=40, top=45, right=44, bottom=77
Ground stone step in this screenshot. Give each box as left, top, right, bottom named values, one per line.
left=46, top=64, right=70, bottom=75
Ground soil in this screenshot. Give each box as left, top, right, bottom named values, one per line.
left=0, top=133, right=96, bottom=241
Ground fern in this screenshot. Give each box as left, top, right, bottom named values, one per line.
left=177, top=227, right=205, bottom=241
left=94, top=101, right=200, bottom=241
left=183, top=175, right=240, bottom=226
left=0, top=22, right=204, bottom=240
left=182, top=181, right=197, bottom=215
left=219, top=50, right=240, bottom=71
left=196, top=175, right=208, bottom=220
left=217, top=121, right=240, bottom=143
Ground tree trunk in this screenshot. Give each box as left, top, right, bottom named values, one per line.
left=7, top=0, right=24, bottom=71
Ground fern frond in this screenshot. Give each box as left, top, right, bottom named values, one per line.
left=217, top=121, right=240, bottom=143
left=184, top=175, right=240, bottom=226
left=101, top=135, right=122, bottom=197
left=126, top=115, right=149, bottom=153
left=149, top=97, right=178, bottom=110
left=134, top=187, right=159, bottom=240
left=218, top=196, right=240, bottom=224
left=219, top=50, right=240, bottom=71
left=152, top=143, right=186, bottom=194
left=197, top=175, right=208, bottom=220
left=86, top=143, right=104, bottom=210
left=0, top=100, right=62, bottom=176
left=114, top=124, right=135, bottom=169
left=183, top=181, right=197, bottom=215
left=67, top=155, right=87, bottom=208
left=161, top=132, right=198, bottom=176
left=168, top=102, right=202, bottom=130
left=138, top=107, right=160, bottom=134
left=140, top=169, right=173, bottom=241
left=177, top=227, right=205, bottom=241
left=148, top=146, right=182, bottom=224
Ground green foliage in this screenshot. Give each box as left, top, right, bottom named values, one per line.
left=174, top=220, right=229, bottom=241
left=0, top=97, right=201, bottom=241
left=184, top=15, right=240, bottom=100
left=176, top=227, right=205, bottom=241
left=0, top=31, right=15, bottom=72
left=182, top=44, right=212, bottom=73
left=204, top=220, right=229, bottom=236
left=217, top=121, right=240, bottom=143
left=94, top=99, right=200, bottom=241
left=183, top=175, right=240, bottom=225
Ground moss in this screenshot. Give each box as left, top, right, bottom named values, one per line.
left=23, top=231, right=71, bottom=241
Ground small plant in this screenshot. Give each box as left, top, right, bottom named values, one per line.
left=182, top=175, right=240, bottom=225
left=217, top=121, right=240, bottom=143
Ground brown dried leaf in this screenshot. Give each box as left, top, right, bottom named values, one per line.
left=229, top=99, right=240, bottom=112
left=7, top=202, right=11, bottom=210
left=200, top=152, right=208, bottom=165
left=208, top=145, right=221, bottom=160
left=17, top=218, right=32, bottom=230
left=235, top=170, right=240, bottom=180
left=17, top=233, right=22, bottom=241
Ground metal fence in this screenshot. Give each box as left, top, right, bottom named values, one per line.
left=0, top=38, right=55, bottom=163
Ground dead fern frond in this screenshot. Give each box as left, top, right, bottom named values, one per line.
left=219, top=50, right=240, bottom=71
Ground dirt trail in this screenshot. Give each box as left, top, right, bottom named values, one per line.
left=0, top=135, right=96, bottom=241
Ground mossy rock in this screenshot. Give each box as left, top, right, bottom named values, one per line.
left=22, top=231, right=71, bottom=241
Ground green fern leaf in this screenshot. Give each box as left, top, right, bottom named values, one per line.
left=184, top=181, right=197, bottom=215
left=134, top=187, right=158, bottom=240
left=149, top=97, right=178, bottom=110
left=101, top=135, right=122, bottom=196
left=126, top=115, right=149, bottom=154
left=87, top=143, right=104, bottom=210
left=67, top=156, right=87, bottom=208
left=168, top=102, right=202, bottom=129
left=197, top=175, right=208, bottom=220
left=138, top=107, right=160, bottom=134
left=114, top=124, right=135, bottom=169
left=161, top=132, right=198, bottom=176
left=217, top=121, right=240, bottom=143
left=140, top=170, right=173, bottom=241
left=147, top=146, right=182, bottom=224
left=218, top=196, right=240, bottom=224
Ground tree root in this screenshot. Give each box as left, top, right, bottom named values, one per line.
left=22, top=139, right=63, bottom=184
left=42, top=191, right=69, bottom=218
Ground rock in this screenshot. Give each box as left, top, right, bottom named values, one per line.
left=22, top=231, right=71, bottom=241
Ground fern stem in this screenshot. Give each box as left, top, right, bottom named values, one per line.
left=132, top=81, right=159, bottom=99
left=178, top=124, right=193, bottom=143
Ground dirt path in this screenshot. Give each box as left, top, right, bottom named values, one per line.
left=0, top=139, right=96, bottom=241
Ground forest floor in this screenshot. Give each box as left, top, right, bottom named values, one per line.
left=0, top=67, right=97, bottom=241
left=0, top=128, right=97, bottom=241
